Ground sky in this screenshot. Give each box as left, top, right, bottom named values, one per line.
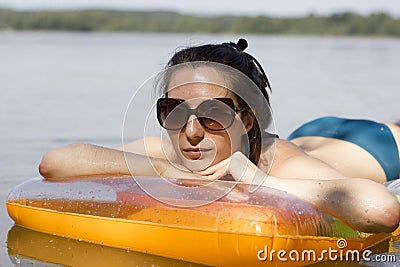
left=0, top=0, right=399, bottom=17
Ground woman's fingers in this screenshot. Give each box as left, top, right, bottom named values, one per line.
left=201, top=163, right=230, bottom=180
left=196, top=157, right=230, bottom=175
left=195, top=152, right=252, bottom=182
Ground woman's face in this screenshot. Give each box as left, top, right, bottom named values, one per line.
left=165, top=66, right=252, bottom=171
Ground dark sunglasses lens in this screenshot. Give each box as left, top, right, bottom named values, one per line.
left=197, top=99, right=235, bottom=130
left=157, top=99, right=188, bottom=130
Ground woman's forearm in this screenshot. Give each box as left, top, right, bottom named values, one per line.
left=39, top=143, right=162, bottom=180
left=263, top=176, right=400, bottom=233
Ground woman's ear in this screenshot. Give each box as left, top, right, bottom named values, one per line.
left=241, top=109, right=255, bottom=134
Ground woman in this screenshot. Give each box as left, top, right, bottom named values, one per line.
left=39, top=39, right=400, bottom=233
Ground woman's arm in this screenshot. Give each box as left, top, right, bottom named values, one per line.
left=264, top=175, right=400, bottom=233
left=39, top=143, right=158, bottom=180
left=198, top=152, right=400, bottom=233
left=39, top=142, right=195, bottom=181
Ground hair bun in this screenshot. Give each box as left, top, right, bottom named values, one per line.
left=237, top=38, right=248, bottom=51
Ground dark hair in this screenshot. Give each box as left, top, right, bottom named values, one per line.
left=165, top=39, right=272, bottom=165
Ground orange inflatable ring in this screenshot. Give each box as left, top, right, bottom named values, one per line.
left=6, top=177, right=391, bottom=266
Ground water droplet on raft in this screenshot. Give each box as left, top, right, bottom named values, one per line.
left=126, top=246, right=130, bottom=252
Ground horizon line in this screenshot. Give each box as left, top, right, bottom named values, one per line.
left=0, top=6, right=398, bottom=19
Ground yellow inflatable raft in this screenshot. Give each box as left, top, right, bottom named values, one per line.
left=6, top=177, right=391, bottom=266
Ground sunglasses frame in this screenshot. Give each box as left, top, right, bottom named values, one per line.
left=157, top=97, right=246, bottom=131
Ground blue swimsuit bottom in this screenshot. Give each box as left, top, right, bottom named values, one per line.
left=287, top=116, right=400, bottom=181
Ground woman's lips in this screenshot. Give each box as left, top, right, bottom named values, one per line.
left=182, top=148, right=212, bottom=160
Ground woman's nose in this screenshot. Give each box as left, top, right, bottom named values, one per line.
left=185, top=115, right=204, bottom=142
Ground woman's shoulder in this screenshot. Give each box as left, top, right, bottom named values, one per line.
left=272, top=138, right=307, bottom=164
left=260, top=138, right=346, bottom=179
left=258, top=138, right=305, bottom=171
left=263, top=138, right=305, bottom=159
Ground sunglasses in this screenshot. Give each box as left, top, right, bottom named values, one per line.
left=157, top=97, right=245, bottom=131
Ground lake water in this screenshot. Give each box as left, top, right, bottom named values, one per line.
left=0, top=32, right=399, bottom=266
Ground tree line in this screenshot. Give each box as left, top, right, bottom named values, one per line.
left=0, top=9, right=399, bottom=36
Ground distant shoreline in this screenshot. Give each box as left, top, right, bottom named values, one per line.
left=0, top=9, right=399, bottom=36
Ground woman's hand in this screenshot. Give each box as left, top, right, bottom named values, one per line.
left=153, top=159, right=204, bottom=180
left=196, top=152, right=267, bottom=185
